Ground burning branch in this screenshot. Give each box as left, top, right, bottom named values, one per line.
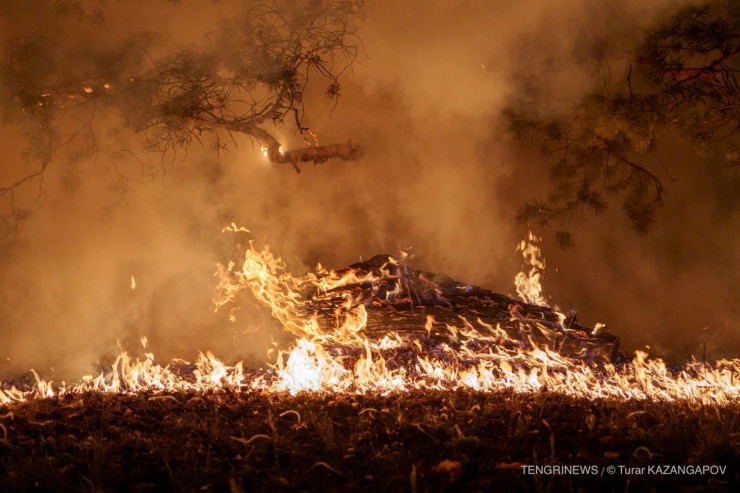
left=264, top=142, right=364, bottom=172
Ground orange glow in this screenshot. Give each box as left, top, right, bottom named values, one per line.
left=1, top=229, right=738, bottom=407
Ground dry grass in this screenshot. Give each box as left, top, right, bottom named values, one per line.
left=0, top=389, right=737, bottom=492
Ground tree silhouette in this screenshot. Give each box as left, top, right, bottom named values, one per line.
left=0, top=0, right=365, bottom=247
left=506, top=2, right=740, bottom=247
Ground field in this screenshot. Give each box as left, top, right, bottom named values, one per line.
left=1, top=389, right=737, bottom=492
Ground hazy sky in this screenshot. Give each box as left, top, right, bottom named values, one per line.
left=0, top=0, right=736, bottom=379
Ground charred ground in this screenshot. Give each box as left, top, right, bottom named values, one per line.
left=0, top=389, right=737, bottom=493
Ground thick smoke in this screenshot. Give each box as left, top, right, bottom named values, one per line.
left=0, top=0, right=736, bottom=380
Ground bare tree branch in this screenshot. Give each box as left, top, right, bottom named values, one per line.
left=506, top=2, right=740, bottom=243
left=0, top=0, right=367, bottom=243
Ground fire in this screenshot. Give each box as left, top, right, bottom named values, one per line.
left=259, top=145, right=284, bottom=158
left=515, top=232, right=548, bottom=307
left=1, top=229, right=738, bottom=407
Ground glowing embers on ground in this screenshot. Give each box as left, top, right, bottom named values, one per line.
left=1, top=230, right=739, bottom=406
left=1, top=323, right=737, bottom=405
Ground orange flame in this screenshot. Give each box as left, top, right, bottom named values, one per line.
left=1, top=229, right=738, bottom=407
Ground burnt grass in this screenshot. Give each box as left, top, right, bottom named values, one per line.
left=0, top=389, right=737, bottom=492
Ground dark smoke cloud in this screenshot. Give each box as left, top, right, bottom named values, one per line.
left=0, top=0, right=735, bottom=380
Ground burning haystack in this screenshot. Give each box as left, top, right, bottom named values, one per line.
left=304, top=253, right=620, bottom=365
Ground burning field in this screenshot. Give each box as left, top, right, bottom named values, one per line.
left=1, top=0, right=740, bottom=491
left=3, top=230, right=737, bottom=403
left=1, top=229, right=738, bottom=492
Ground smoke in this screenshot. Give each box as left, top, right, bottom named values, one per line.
left=0, top=0, right=736, bottom=380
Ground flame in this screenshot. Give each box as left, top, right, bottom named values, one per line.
left=1, top=229, right=738, bottom=407
left=515, top=232, right=548, bottom=307
left=260, top=145, right=283, bottom=158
